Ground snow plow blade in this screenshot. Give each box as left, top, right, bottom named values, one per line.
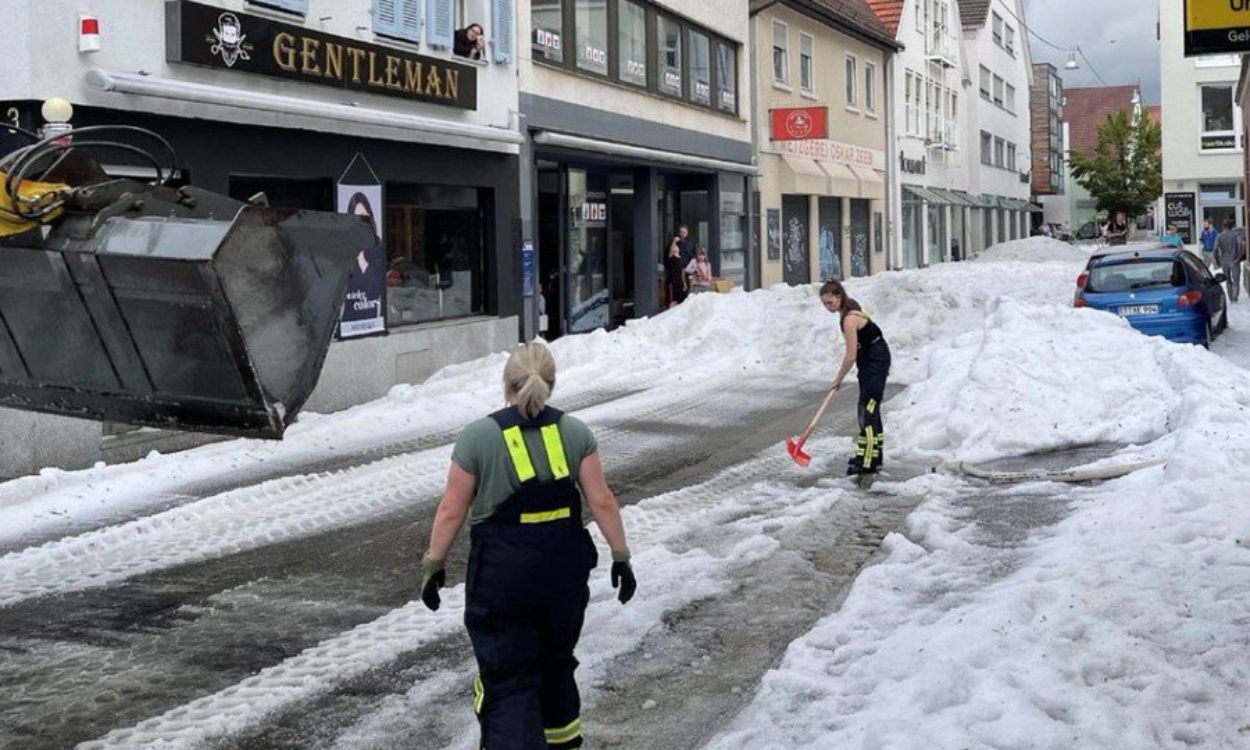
left=0, top=192, right=369, bottom=439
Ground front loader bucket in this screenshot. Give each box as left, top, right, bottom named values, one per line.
left=0, top=198, right=371, bottom=438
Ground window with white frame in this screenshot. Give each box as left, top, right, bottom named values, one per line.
left=1007, top=142, right=1016, bottom=171
left=773, top=20, right=789, bottom=85
left=994, top=136, right=1005, bottom=167
left=981, top=131, right=992, bottom=165
left=905, top=71, right=916, bottom=135
left=912, top=72, right=924, bottom=134
left=799, top=33, right=814, bottom=93
left=946, top=88, right=958, bottom=147
left=1005, top=24, right=1015, bottom=55
left=1005, top=82, right=1016, bottom=113
left=927, top=79, right=940, bottom=138
left=1201, top=83, right=1239, bottom=151
left=980, top=66, right=991, bottom=100
left=993, top=74, right=1004, bottom=107
left=916, top=0, right=925, bottom=32
left=992, top=12, right=1003, bottom=46
left=865, top=61, right=876, bottom=113
left=846, top=54, right=858, bottom=108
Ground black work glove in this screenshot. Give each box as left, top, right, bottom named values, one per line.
left=611, top=557, right=636, bottom=605
left=421, top=555, right=446, bottom=611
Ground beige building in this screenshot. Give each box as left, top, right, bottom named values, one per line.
left=751, top=0, right=899, bottom=285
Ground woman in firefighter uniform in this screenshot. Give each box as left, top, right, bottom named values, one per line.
left=819, top=280, right=891, bottom=476
left=420, top=342, right=636, bottom=750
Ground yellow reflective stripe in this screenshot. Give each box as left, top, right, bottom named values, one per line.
left=866, top=399, right=877, bottom=414
left=865, top=426, right=877, bottom=466
left=519, top=508, right=571, bottom=524
left=473, top=674, right=484, bottom=714
left=501, top=426, right=536, bottom=482
left=540, top=424, right=570, bottom=479
left=545, top=717, right=582, bottom=744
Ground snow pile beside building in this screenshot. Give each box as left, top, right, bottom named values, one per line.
left=973, top=235, right=1093, bottom=263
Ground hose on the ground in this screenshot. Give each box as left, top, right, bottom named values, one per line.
left=936, top=458, right=1165, bottom=484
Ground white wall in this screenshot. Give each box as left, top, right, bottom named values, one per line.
left=962, top=0, right=1031, bottom=202
left=2, top=0, right=519, bottom=154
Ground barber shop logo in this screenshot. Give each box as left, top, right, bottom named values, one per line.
left=208, top=12, right=253, bottom=68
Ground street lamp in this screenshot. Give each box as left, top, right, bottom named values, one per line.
left=1064, top=51, right=1079, bottom=70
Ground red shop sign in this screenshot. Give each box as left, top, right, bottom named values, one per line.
left=770, top=106, right=828, bottom=141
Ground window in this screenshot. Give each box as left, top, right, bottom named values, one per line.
left=846, top=54, right=858, bottom=108
left=658, top=15, right=683, bottom=96
left=981, top=131, right=992, bottom=165
left=994, top=137, right=1005, bottom=167
left=905, top=71, right=917, bottom=135
left=689, top=30, right=711, bottom=105
left=575, top=0, right=608, bottom=75
left=946, top=88, right=958, bottom=147
left=1007, top=142, right=1016, bottom=171
left=250, top=0, right=308, bottom=13
left=993, top=75, right=1004, bottom=107
left=1005, top=24, right=1015, bottom=55
left=915, top=0, right=926, bottom=32
left=980, top=66, right=991, bottom=100
left=531, top=0, right=563, bottom=63
left=799, top=33, right=814, bottom=93
left=992, top=12, right=1003, bottom=46
left=772, top=20, right=788, bottom=85
left=865, top=61, right=877, bottom=113
left=716, top=42, right=737, bottom=112
left=927, top=80, right=940, bottom=138
left=1005, top=83, right=1016, bottom=113
left=372, top=0, right=421, bottom=42
left=618, top=1, right=647, bottom=86
left=1201, top=84, right=1238, bottom=150
left=912, top=72, right=924, bottom=134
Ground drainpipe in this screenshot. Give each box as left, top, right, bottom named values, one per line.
left=748, top=12, right=762, bottom=290
left=885, top=53, right=899, bottom=271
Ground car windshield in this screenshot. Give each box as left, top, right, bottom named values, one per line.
left=1086, top=259, right=1185, bottom=293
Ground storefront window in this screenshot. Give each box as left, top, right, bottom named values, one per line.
left=902, top=198, right=921, bottom=268
left=575, top=0, right=609, bottom=75
left=716, top=42, right=737, bottom=112
left=384, top=185, right=485, bottom=326
left=532, top=0, right=564, bottom=63
left=690, top=30, right=711, bottom=105
left=1201, top=85, right=1237, bottom=151
left=567, top=170, right=610, bottom=333
left=658, top=15, right=683, bottom=97
left=720, top=190, right=746, bottom=285
left=618, top=0, right=647, bottom=87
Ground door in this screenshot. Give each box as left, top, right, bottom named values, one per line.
left=818, top=197, right=843, bottom=281
left=537, top=167, right=564, bottom=339
left=567, top=169, right=610, bottom=333
left=782, top=194, right=811, bottom=285
left=850, top=199, right=870, bottom=277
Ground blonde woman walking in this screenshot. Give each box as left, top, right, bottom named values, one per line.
left=420, top=342, right=635, bottom=749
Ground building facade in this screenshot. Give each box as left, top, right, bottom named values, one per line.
left=752, top=0, right=898, bottom=286
left=957, top=0, right=1032, bottom=251
left=0, top=0, right=523, bottom=475
left=1030, top=61, right=1065, bottom=230
left=518, top=0, right=754, bottom=340
left=1161, top=0, right=1244, bottom=246
left=1061, top=85, right=1141, bottom=234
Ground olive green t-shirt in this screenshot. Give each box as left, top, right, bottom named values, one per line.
left=452, top=413, right=598, bottom=524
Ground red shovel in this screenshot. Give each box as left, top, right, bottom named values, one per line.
left=785, top=384, right=840, bottom=467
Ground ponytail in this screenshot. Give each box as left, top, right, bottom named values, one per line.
left=503, top=342, right=557, bottom=419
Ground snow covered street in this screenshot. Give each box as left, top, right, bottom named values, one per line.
left=3, top=238, right=1250, bottom=749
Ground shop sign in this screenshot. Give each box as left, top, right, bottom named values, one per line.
left=573, top=192, right=607, bottom=228
left=1184, top=0, right=1250, bottom=56
left=1201, top=134, right=1237, bottom=150
left=581, top=45, right=607, bottom=68
left=772, top=138, right=886, bottom=171
left=624, top=59, right=646, bottom=78
left=167, top=0, right=477, bottom=110
left=522, top=240, right=535, bottom=298
left=336, top=153, right=387, bottom=339
left=720, top=90, right=736, bottom=111
left=1165, top=192, right=1197, bottom=244
left=770, top=107, right=828, bottom=141
left=899, top=151, right=927, bottom=175
left=694, top=81, right=711, bottom=101
left=663, top=71, right=682, bottom=91
left=535, top=28, right=562, bottom=54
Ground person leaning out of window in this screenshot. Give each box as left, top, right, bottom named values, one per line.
left=455, top=23, right=487, bottom=60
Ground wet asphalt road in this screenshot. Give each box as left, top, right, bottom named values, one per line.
left=0, top=385, right=1105, bottom=750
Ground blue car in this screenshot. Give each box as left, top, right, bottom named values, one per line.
left=1074, top=247, right=1228, bottom=346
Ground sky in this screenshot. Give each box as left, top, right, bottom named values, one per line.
left=1020, top=0, right=1160, bottom=104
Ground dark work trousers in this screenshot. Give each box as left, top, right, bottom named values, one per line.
left=853, top=339, right=891, bottom=473
left=465, top=522, right=598, bottom=750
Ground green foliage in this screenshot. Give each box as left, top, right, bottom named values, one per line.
left=1068, top=109, right=1163, bottom=221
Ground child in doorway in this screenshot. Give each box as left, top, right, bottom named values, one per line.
left=685, top=247, right=713, bottom=294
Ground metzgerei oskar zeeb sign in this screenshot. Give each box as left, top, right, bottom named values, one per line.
left=166, top=0, right=476, bottom=110
left=1184, top=0, right=1250, bottom=57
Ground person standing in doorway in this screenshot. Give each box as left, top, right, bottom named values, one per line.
left=1215, top=218, right=1244, bottom=303
left=1200, top=218, right=1219, bottom=267
left=819, top=280, right=891, bottom=479
left=685, top=247, right=713, bottom=294
left=420, top=342, right=636, bottom=750
left=669, top=225, right=693, bottom=268
left=664, top=242, right=688, bottom=307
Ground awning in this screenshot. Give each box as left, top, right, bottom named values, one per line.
left=972, top=193, right=999, bottom=209
left=1000, top=197, right=1030, bottom=211
left=951, top=190, right=979, bottom=207
left=822, top=162, right=860, bottom=197
left=848, top=164, right=885, bottom=199
left=903, top=184, right=946, bottom=204
left=931, top=188, right=977, bottom=207
left=1029, top=200, right=1045, bottom=213
left=778, top=154, right=829, bottom=195
left=530, top=131, right=759, bottom=174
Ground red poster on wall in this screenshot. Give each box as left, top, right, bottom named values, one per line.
left=770, top=107, right=829, bottom=141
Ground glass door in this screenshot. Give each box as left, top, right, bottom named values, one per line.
left=567, top=169, right=610, bottom=333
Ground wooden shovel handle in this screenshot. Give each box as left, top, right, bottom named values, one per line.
left=798, top=384, right=840, bottom=445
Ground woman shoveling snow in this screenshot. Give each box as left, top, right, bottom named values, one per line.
left=821, top=280, right=892, bottom=481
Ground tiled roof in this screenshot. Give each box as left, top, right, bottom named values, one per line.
left=865, top=0, right=904, bottom=35
left=805, top=0, right=900, bottom=48
left=1064, top=86, right=1139, bottom=158
left=956, top=0, right=992, bottom=29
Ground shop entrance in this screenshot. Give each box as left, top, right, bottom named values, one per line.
left=781, top=194, right=811, bottom=285
left=850, top=199, right=870, bottom=277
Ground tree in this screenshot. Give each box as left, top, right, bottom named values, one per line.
left=1068, top=109, right=1163, bottom=222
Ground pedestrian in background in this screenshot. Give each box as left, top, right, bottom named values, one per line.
left=669, top=224, right=693, bottom=268
left=420, top=342, right=635, bottom=750
left=664, top=242, right=688, bottom=307
left=1160, top=224, right=1183, bottom=248
left=685, top=247, right=713, bottom=294
left=1200, top=218, right=1218, bottom=267
left=1215, top=218, right=1244, bottom=303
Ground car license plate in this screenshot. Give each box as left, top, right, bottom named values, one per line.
left=1119, top=305, right=1159, bottom=317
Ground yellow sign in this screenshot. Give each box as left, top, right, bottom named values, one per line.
left=1186, top=0, right=1250, bottom=31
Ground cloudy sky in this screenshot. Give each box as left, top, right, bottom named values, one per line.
left=1020, top=0, right=1160, bottom=104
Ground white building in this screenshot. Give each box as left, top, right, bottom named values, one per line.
left=1160, top=0, right=1244, bottom=243
left=0, top=0, right=523, bottom=476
